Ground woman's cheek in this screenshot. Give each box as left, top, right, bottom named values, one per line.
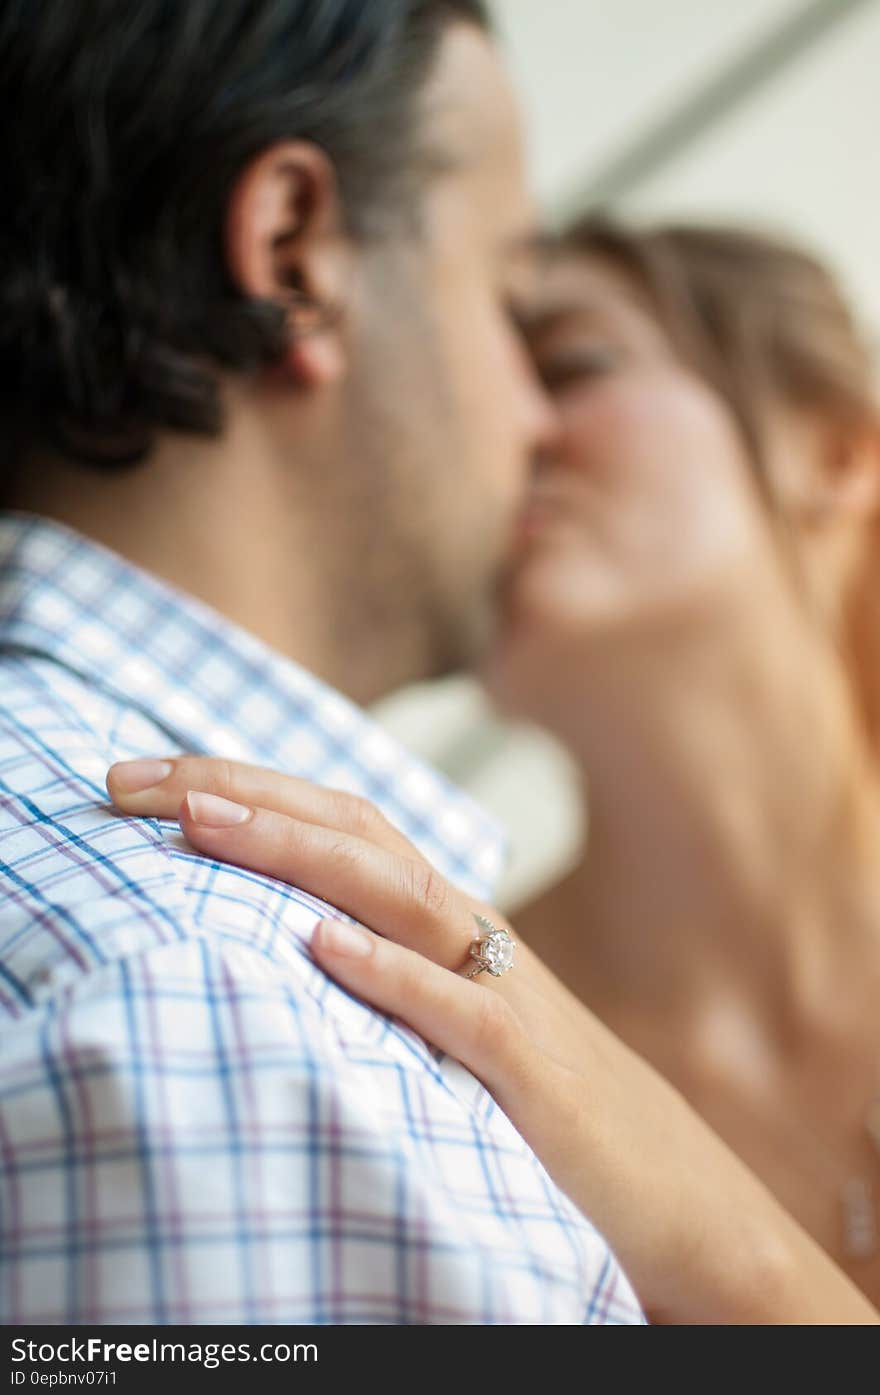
left=574, top=373, right=760, bottom=541
left=557, top=381, right=637, bottom=473
left=558, top=376, right=687, bottom=502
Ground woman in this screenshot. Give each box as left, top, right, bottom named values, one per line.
left=106, top=221, right=880, bottom=1317
left=486, top=221, right=880, bottom=1298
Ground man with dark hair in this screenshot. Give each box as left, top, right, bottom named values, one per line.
left=0, top=2, right=641, bottom=1323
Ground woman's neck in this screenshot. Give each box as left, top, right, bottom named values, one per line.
left=518, top=581, right=880, bottom=1055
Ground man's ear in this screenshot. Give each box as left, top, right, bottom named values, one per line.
left=225, top=140, right=350, bottom=387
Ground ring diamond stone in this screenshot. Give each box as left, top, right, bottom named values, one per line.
left=465, top=914, right=516, bottom=980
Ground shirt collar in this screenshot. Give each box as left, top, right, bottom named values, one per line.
left=0, top=511, right=505, bottom=898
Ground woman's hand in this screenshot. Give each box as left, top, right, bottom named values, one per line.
left=107, top=756, right=879, bottom=1325
left=106, top=756, right=592, bottom=1072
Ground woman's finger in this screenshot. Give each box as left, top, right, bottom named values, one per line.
left=106, top=755, right=419, bottom=859
left=311, top=917, right=532, bottom=1097
left=177, top=790, right=489, bottom=969
left=110, top=765, right=594, bottom=1068
left=313, top=917, right=584, bottom=1188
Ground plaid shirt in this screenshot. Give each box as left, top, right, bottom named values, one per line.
left=0, top=512, right=642, bottom=1325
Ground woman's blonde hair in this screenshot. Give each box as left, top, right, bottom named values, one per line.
left=562, top=217, right=879, bottom=480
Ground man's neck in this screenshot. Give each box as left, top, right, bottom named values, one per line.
left=9, top=400, right=407, bottom=707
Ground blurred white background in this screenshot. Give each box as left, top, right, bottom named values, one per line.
left=500, top=0, right=880, bottom=324
left=375, top=0, right=880, bottom=908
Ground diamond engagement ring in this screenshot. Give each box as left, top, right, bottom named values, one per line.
left=464, top=913, right=516, bottom=980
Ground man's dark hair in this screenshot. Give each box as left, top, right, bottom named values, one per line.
left=0, top=0, right=489, bottom=469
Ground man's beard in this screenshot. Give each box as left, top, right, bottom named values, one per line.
left=323, top=527, right=503, bottom=706
left=421, top=572, right=500, bottom=681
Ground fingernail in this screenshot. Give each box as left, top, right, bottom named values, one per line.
left=110, top=758, right=174, bottom=793
left=184, top=790, right=253, bottom=828
left=314, top=918, right=373, bottom=958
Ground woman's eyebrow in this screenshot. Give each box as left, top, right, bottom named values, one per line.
left=497, top=228, right=557, bottom=264
left=519, top=300, right=605, bottom=339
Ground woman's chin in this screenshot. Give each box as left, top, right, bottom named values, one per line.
left=481, top=544, right=652, bottom=723
left=479, top=559, right=581, bottom=721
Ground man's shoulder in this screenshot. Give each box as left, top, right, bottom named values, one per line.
left=0, top=656, right=192, bottom=1006
left=0, top=648, right=162, bottom=771
left=0, top=658, right=641, bottom=1327
left=0, top=651, right=394, bottom=1047
left=1, top=654, right=206, bottom=986
left=0, top=656, right=475, bottom=1123
left=0, top=652, right=487, bottom=1136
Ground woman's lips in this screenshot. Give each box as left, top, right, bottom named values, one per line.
left=514, top=486, right=570, bottom=547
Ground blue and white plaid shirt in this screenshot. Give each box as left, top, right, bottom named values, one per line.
left=0, top=512, right=642, bottom=1325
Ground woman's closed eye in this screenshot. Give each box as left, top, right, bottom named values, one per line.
left=536, top=343, right=621, bottom=393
